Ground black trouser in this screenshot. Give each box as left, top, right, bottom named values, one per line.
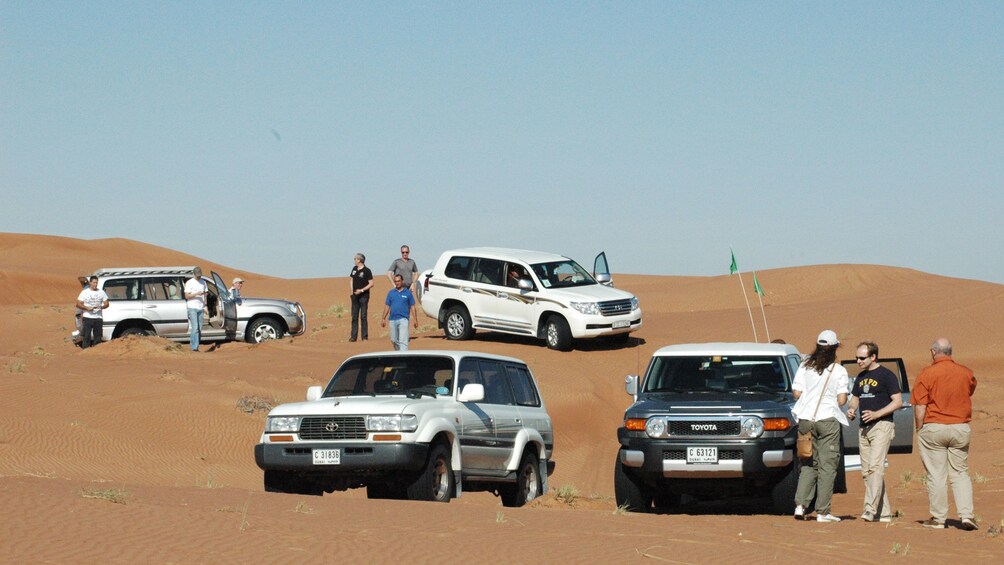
left=81, top=317, right=103, bottom=348
left=351, top=293, right=369, bottom=340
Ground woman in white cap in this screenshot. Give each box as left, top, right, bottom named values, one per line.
left=791, top=329, right=850, bottom=522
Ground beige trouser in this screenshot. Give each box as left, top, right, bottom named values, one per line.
left=918, top=422, right=974, bottom=521
left=859, top=420, right=894, bottom=518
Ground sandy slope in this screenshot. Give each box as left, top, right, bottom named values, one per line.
left=2, top=232, right=1003, bottom=562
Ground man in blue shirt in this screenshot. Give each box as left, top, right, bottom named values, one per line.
left=381, top=274, right=418, bottom=350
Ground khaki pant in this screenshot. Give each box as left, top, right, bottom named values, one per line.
left=859, top=420, right=894, bottom=518
left=918, top=423, right=974, bottom=521
left=795, top=418, right=842, bottom=514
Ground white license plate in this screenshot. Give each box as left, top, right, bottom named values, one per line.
left=312, top=448, right=341, bottom=465
left=686, top=447, right=718, bottom=464
left=612, top=320, right=630, bottom=329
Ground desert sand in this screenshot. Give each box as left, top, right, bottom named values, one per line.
left=2, top=232, right=1003, bottom=563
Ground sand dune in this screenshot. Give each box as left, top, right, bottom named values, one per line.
left=2, top=232, right=1003, bottom=562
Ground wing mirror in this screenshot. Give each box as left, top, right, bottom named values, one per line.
left=625, top=375, right=638, bottom=398
left=596, top=273, right=612, bottom=286
left=306, top=386, right=322, bottom=401
left=458, top=383, right=485, bottom=402
left=517, top=278, right=533, bottom=291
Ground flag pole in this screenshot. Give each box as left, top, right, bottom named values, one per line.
left=730, top=248, right=758, bottom=342
left=753, top=271, right=771, bottom=342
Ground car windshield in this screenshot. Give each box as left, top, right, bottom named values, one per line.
left=530, top=260, right=596, bottom=289
left=643, top=355, right=789, bottom=393
left=322, top=356, right=455, bottom=398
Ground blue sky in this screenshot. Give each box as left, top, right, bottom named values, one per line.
left=3, top=2, right=1002, bottom=283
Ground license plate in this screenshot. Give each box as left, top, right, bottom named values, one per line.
left=312, top=448, right=341, bottom=465
left=686, top=446, right=717, bottom=464
left=612, top=320, right=629, bottom=329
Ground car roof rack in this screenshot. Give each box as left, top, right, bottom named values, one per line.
left=91, top=266, right=198, bottom=277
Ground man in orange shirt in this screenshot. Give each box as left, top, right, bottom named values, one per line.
left=913, top=337, right=978, bottom=530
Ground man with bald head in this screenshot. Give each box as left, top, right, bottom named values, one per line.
left=913, top=337, right=978, bottom=530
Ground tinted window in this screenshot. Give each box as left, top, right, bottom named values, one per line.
left=458, top=357, right=484, bottom=393
left=103, top=278, right=140, bottom=301
left=471, top=258, right=504, bottom=286
left=644, top=356, right=789, bottom=393
left=505, top=364, right=540, bottom=407
left=323, top=356, right=454, bottom=397
left=143, top=276, right=184, bottom=300
left=444, top=256, right=473, bottom=280
left=480, top=360, right=516, bottom=405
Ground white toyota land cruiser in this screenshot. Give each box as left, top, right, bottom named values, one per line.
left=418, top=248, right=641, bottom=351
left=254, top=350, right=555, bottom=506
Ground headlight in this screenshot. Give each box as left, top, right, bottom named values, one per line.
left=741, top=416, right=765, bottom=438
left=645, top=417, right=667, bottom=438
left=570, top=301, right=600, bottom=315
left=266, top=416, right=300, bottom=433
left=631, top=297, right=640, bottom=311
left=366, top=414, right=419, bottom=432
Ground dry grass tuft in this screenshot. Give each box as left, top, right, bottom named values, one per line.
left=7, top=359, right=26, bottom=373
left=81, top=487, right=128, bottom=504
left=236, top=395, right=278, bottom=414
left=554, top=484, right=580, bottom=505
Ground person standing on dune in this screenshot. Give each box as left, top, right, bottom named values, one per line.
left=76, top=275, right=109, bottom=348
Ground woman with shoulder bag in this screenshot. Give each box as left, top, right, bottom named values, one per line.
left=790, top=329, right=850, bottom=523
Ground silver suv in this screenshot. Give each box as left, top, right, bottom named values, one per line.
left=71, top=266, right=305, bottom=345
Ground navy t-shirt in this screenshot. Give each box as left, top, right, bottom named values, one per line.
left=852, top=365, right=902, bottom=423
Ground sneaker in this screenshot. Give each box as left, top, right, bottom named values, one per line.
left=960, top=518, right=979, bottom=531
left=921, top=518, right=945, bottom=529
left=860, top=513, right=876, bottom=522
left=816, top=514, right=841, bottom=523
left=794, top=505, right=805, bottom=520
left=349, top=338, right=357, bottom=342
left=879, top=516, right=894, bottom=523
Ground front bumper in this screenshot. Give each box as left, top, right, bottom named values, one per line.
left=568, top=314, right=642, bottom=338
left=617, top=431, right=793, bottom=478
left=255, top=442, right=428, bottom=473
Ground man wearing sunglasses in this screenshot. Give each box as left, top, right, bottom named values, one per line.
left=387, top=245, right=419, bottom=294
left=846, top=341, right=903, bottom=523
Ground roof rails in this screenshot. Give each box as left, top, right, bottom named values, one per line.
left=91, top=266, right=198, bottom=277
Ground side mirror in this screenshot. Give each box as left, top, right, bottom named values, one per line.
left=596, top=273, right=612, bottom=285
left=306, top=386, right=322, bottom=401
left=625, top=375, right=638, bottom=397
left=458, top=383, right=485, bottom=402
left=517, top=278, right=533, bottom=291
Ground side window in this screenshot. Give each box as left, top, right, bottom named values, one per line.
left=471, top=258, right=504, bottom=286
left=479, top=360, right=516, bottom=405
left=505, top=364, right=541, bottom=407
left=786, top=354, right=802, bottom=380
left=444, top=256, right=473, bottom=280
left=103, top=278, right=139, bottom=301
left=143, top=277, right=184, bottom=301
left=458, top=357, right=484, bottom=395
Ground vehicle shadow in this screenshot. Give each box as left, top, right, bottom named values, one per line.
left=653, top=496, right=787, bottom=517
left=415, top=331, right=646, bottom=351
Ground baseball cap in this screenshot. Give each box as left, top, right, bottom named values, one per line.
left=816, top=330, right=839, bottom=346
left=233, top=277, right=244, bottom=284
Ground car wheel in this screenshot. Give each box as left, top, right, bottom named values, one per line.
left=544, top=315, right=572, bottom=351
left=264, top=470, right=322, bottom=496
left=614, top=455, right=652, bottom=513
left=406, top=442, right=453, bottom=502
left=770, top=450, right=801, bottom=515
left=120, top=327, right=153, bottom=338
left=247, top=316, right=285, bottom=343
left=443, top=305, right=474, bottom=341
left=500, top=451, right=541, bottom=507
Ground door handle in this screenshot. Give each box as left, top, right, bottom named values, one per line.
left=462, top=287, right=473, bottom=293
left=144, top=305, right=157, bottom=309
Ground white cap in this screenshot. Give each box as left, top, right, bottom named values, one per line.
left=816, top=330, right=839, bottom=346
left=233, top=277, right=244, bottom=284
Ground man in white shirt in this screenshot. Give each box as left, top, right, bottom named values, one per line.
left=184, top=267, right=208, bottom=352
left=76, top=276, right=109, bottom=349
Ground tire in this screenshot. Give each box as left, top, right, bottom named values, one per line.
left=614, top=455, right=652, bottom=513
left=500, top=452, right=542, bottom=507
left=120, top=327, right=153, bottom=338
left=443, top=305, right=474, bottom=341
left=405, top=443, right=453, bottom=502
left=246, top=316, right=285, bottom=343
left=544, top=315, right=572, bottom=351
left=770, top=450, right=801, bottom=515
left=264, top=470, right=322, bottom=496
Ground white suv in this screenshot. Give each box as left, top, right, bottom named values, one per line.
left=419, top=248, right=641, bottom=350
left=254, top=350, right=555, bottom=506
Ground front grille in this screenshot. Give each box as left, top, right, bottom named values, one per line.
left=664, top=450, right=743, bottom=460
left=299, top=416, right=367, bottom=440
left=668, top=420, right=741, bottom=436
left=598, top=299, right=633, bottom=317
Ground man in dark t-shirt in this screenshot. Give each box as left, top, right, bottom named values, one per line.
left=349, top=253, right=374, bottom=342
left=847, top=341, right=903, bottom=522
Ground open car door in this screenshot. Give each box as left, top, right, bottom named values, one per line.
left=840, top=358, right=913, bottom=455
left=210, top=271, right=238, bottom=337
left=593, top=251, right=613, bottom=286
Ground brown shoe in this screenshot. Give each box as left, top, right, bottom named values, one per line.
left=921, top=518, right=945, bottom=529
left=960, top=518, right=979, bottom=531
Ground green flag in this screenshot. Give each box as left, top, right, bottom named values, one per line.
left=753, top=272, right=764, bottom=296
left=729, top=249, right=738, bottom=275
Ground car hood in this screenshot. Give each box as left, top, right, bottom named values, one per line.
left=268, top=395, right=444, bottom=416
left=237, top=297, right=297, bottom=309
left=534, top=284, right=635, bottom=302
left=632, top=391, right=795, bottom=413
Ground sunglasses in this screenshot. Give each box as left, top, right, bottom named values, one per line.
left=855, top=356, right=871, bottom=361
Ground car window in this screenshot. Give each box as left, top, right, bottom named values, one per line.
left=103, top=278, right=140, bottom=301
left=530, top=260, right=596, bottom=289
left=322, top=355, right=455, bottom=397
left=143, top=276, right=184, bottom=300
left=471, top=258, right=504, bottom=286
left=479, top=360, right=516, bottom=405
left=644, top=356, right=788, bottom=393
left=504, top=263, right=531, bottom=289
left=444, top=256, right=474, bottom=280
left=457, top=357, right=484, bottom=393
left=505, top=364, right=540, bottom=407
